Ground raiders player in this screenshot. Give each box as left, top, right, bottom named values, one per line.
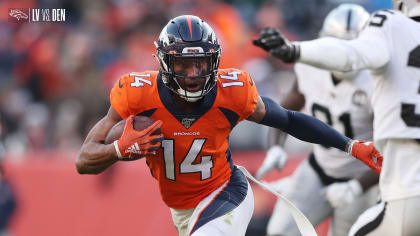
left=254, top=0, right=420, bottom=235
left=256, top=4, right=379, bottom=236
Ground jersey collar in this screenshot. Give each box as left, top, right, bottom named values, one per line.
left=157, top=72, right=218, bottom=129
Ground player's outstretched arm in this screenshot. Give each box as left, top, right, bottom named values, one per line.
left=248, top=96, right=382, bottom=174
left=255, top=81, right=305, bottom=179
left=253, top=27, right=390, bottom=72
left=76, top=107, right=122, bottom=174
left=268, top=80, right=306, bottom=147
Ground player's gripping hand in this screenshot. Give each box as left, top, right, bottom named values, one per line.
left=347, top=140, right=382, bottom=174
left=113, top=115, right=164, bottom=160
left=253, top=27, right=300, bottom=63
left=256, top=145, right=288, bottom=179
left=324, top=179, right=362, bottom=208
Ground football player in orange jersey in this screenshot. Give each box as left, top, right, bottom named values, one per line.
left=76, top=15, right=382, bottom=236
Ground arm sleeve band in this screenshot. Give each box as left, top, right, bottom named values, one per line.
left=259, top=96, right=350, bottom=151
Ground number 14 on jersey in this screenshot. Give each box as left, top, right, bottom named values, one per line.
left=162, top=139, right=214, bottom=181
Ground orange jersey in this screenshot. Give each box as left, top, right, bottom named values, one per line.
left=110, top=69, right=258, bottom=209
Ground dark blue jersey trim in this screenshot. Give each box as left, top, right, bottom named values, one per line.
left=145, top=160, right=154, bottom=177
left=157, top=73, right=217, bottom=129
left=226, top=149, right=234, bottom=171
left=219, top=107, right=239, bottom=130
left=136, top=108, right=157, bottom=117
left=190, top=166, right=247, bottom=234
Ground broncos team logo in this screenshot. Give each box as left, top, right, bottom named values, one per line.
left=9, top=9, right=29, bottom=21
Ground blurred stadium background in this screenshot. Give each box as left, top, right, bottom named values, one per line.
left=0, top=0, right=390, bottom=235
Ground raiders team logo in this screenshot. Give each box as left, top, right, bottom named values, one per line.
left=352, top=90, right=369, bottom=106
left=181, top=118, right=196, bottom=129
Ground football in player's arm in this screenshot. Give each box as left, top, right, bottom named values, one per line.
left=76, top=15, right=382, bottom=236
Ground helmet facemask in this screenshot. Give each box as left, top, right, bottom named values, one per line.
left=157, top=46, right=220, bottom=102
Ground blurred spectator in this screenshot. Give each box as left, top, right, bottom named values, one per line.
left=0, top=144, right=17, bottom=236
left=276, top=0, right=335, bottom=40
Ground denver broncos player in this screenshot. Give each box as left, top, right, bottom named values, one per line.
left=76, top=15, right=382, bottom=236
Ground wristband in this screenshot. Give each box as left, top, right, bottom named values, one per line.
left=346, top=140, right=357, bottom=156
left=113, top=140, right=123, bottom=159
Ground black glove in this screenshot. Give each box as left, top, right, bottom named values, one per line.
left=253, top=27, right=300, bottom=63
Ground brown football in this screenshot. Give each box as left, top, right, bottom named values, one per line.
left=104, top=116, right=159, bottom=145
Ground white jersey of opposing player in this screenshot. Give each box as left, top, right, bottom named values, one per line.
left=364, top=10, right=420, bottom=140
left=299, top=10, right=420, bottom=201
left=300, top=10, right=420, bottom=141
left=295, top=63, right=374, bottom=178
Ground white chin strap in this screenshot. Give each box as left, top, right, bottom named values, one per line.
left=177, top=88, right=203, bottom=102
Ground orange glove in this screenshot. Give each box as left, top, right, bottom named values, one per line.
left=113, top=115, right=164, bottom=160
left=347, top=140, right=382, bottom=174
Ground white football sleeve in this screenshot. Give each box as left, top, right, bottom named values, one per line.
left=298, top=25, right=390, bottom=72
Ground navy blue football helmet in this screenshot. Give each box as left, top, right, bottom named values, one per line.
left=156, top=15, right=221, bottom=102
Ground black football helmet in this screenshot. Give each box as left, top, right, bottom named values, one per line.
left=155, top=15, right=221, bottom=102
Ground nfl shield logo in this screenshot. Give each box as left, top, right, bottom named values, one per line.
left=352, top=90, right=368, bottom=106
left=181, top=118, right=195, bottom=129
